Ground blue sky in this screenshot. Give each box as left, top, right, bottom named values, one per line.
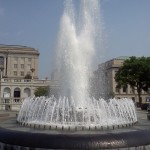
left=0, top=0, right=150, bottom=79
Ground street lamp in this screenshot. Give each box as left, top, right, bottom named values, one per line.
left=30, top=68, right=35, bottom=79
left=0, top=66, right=4, bottom=103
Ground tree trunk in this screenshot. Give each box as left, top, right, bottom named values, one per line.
left=137, top=86, right=142, bottom=106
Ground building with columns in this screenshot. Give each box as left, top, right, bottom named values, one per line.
left=0, top=44, right=39, bottom=79
left=93, top=56, right=149, bottom=105
left=0, top=45, right=58, bottom=111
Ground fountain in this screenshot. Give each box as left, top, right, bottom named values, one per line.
left=17, top=96, right=137, bottom=130
left=16, top=0, right=137, bottom=128
left=0, top=0, right=150, bottom=149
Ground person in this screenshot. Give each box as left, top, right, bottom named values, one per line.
left=147, top=103, right=150, bottom=113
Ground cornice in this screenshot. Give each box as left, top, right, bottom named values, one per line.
left=0, top=50, right=39, bottom=56
left=0, top=45, right=40, bottom=55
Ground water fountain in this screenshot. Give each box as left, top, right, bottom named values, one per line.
left=0, top=0, right=150, bottom=149
left=17, top=96, right=137, bottom=130
left=17, top=0, right=137, bottom=129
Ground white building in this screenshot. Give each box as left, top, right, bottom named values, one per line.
left=0, top=45, right=58, bottom=110
left=93, top=56, right=149, bottom=105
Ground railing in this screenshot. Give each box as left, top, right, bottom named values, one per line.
left=2, top=78, right=58, bottom=84
left=0, top=97, right=24, bottom=105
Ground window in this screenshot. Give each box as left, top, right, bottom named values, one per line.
left=28, top=58, right=31, bottom=62
left=0, top=56, right=4, bottom=65
left=131, top=87, right=135, bottom=94
left=28, top=64, right=31, bottom=70
left=14, top=71, right=17, bottom=76
left=21, top=71, right=24, bottom=76
left=123, top=86, right=127, bottom=93
left=115, top=71, right=118, bottom=74
left=21, top=57, right=25, bottom=62
left=14, top=79, right=21, bottom=82
left=21, top=64, right=24, bottom=69
left=132, top=97, right=135, bottom=102
left=14, top=64, right=18, bottom=68
left=24, top=79, right=31, bottom=82
left=115, top=87, right=120, bottom=93
left=14, top=57, right=18, bottom=61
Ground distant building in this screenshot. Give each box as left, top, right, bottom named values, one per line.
left=0, top=44, right=39, bottom=79
left=93, top=56, right=149, bottom=104
left=0, top=45, right=58, bottom=111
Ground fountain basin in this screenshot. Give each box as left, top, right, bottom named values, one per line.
left=18, top=121, right=137, bottom=131
left=0, top=110, right=150, bottom=150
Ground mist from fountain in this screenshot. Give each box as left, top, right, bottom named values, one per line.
left=55, top=0, right=102, bottom=107
left=17, top=0, right=137, bottom=130
left=17, top=96, right=137, bottom=129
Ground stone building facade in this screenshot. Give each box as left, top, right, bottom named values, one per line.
left=0, top=44, right=39, bottom=79
left=0, top=45, right=58, bottom=110
left=93, top=56, right=149, bottom=104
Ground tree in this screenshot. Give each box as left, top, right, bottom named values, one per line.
left=115, top=56, right=150, bottom=105
left=24, top=74, right=32, bottom=79
left=34, top=86, right=49, bottom=97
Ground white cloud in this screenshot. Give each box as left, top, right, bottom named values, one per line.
left=0, top=8, right=4, bottom=16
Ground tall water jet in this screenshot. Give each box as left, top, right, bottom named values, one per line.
left=56, top=0, right=102, bottom=107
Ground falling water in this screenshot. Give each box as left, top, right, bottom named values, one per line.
left=56, top=0, right=102, bottom=107
left=17, top=96, right=137, bottom=129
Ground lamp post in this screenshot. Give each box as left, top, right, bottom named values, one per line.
left=30, top=68, right=35, bottom=97
left=0, top=66, right=4, bottom=104
left=30, top=68, right=35, bottom=80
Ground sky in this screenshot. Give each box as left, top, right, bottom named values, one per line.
left=0, top=0, right=150, bottom=79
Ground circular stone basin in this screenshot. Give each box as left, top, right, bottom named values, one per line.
left=0, top=109, right=150, bottom=150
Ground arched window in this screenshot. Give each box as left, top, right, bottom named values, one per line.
left=24, top=88, right=31, bottom=98
left=3, top=87, right=11, bottom=98
left=14, top=87, right=21, bottom=98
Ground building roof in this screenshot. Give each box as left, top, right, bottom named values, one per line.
left=0, top=44, right=33, bottom=49
left=0, top=44, right=40, bottom=55
left=113, top=56, right=130, bottom=60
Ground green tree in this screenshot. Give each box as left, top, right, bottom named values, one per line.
left=115, top=56, right=150, bottom=105
left=24, top=74, right=32, bottom=79
left=34, top=86, right=49, bottom=97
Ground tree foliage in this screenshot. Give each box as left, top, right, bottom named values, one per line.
left=34, top=86, right=49, bottom=97
left=115, top=56, right=150, bottom=104
left=24, top=74, right=32, bottom=79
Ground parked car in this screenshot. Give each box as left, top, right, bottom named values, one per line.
left=141, top=103, right=148, bottom=110
left=147, top=103, right=150, bottom=113
left=141, top=98, right=150, bottom=110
